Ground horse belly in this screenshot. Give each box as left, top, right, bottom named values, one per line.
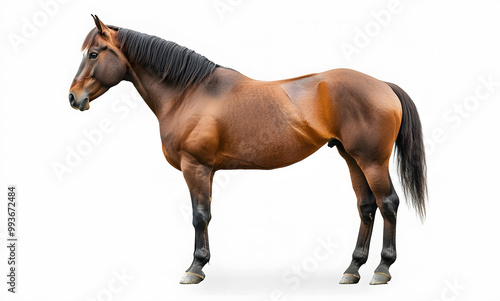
left=217, top=90, right=324, bottom=170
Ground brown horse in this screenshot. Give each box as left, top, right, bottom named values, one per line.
left=69, top=15, right=427, bottom=285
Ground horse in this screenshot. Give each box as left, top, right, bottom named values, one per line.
left=69, top=15, right=427, bottom=285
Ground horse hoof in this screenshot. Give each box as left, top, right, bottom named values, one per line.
left=179, top=272, right=205, bottom=284
left=369, top=272, right=391, bottom=285
left=339, top=273, right=360, bottom=284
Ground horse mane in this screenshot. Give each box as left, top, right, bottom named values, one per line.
left=81, top=26, right=219, bottom=90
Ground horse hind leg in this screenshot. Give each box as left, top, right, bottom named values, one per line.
left=360, top=161, right=400, bottom=285
left=336, top=143, right=378, bottom=284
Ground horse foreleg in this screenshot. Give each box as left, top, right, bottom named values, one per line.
left=179, top=155, right=214, bottom=284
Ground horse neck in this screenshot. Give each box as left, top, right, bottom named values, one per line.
left=125, top=64, right=248, bottom=121
left=125, top=63, right=189, bottom=117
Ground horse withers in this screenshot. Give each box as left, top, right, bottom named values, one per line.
left=69, top=15, right=427, bottom=285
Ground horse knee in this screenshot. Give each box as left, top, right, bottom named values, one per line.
left=192, top=206, right=211, bottom=228
left=358, top=197, right=377, bottom=223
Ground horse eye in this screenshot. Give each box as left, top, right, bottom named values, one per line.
left=89, top=52, right=98, bottom=59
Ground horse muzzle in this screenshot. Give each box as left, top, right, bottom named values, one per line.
left=69, top=92, right=90, bottom=111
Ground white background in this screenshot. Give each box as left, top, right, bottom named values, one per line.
left=1, top=0, right=500, bottom=300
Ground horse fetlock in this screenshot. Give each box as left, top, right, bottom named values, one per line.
left=194, top=248, right=210, bottom=265
left=380, top=248, right=397, bottom=265
left=351, top=249, right=369, bottom=265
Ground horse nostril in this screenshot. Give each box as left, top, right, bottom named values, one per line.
left=79, top=97, right=89, bottom=111
left=69, top=93, right=76, bottom=107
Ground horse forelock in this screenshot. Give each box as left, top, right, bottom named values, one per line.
left=81, top=25, right=120, bottom=51
left=81, top=28, right=98, bottom=51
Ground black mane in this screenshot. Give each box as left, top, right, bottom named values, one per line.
left=83, top=27, right=218, bottom=90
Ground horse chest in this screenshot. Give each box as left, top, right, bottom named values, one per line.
left=159, top=125, right=183, bottom=170
left=161, top=143, right=181, bottom=170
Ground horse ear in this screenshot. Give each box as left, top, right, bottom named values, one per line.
left=91, top=14, right=110, bottom=36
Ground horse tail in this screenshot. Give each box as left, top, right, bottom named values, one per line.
left=385, top=82, right=428, bottom=220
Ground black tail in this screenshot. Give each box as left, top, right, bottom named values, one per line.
left=385, top=82, right=428, bottom=220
